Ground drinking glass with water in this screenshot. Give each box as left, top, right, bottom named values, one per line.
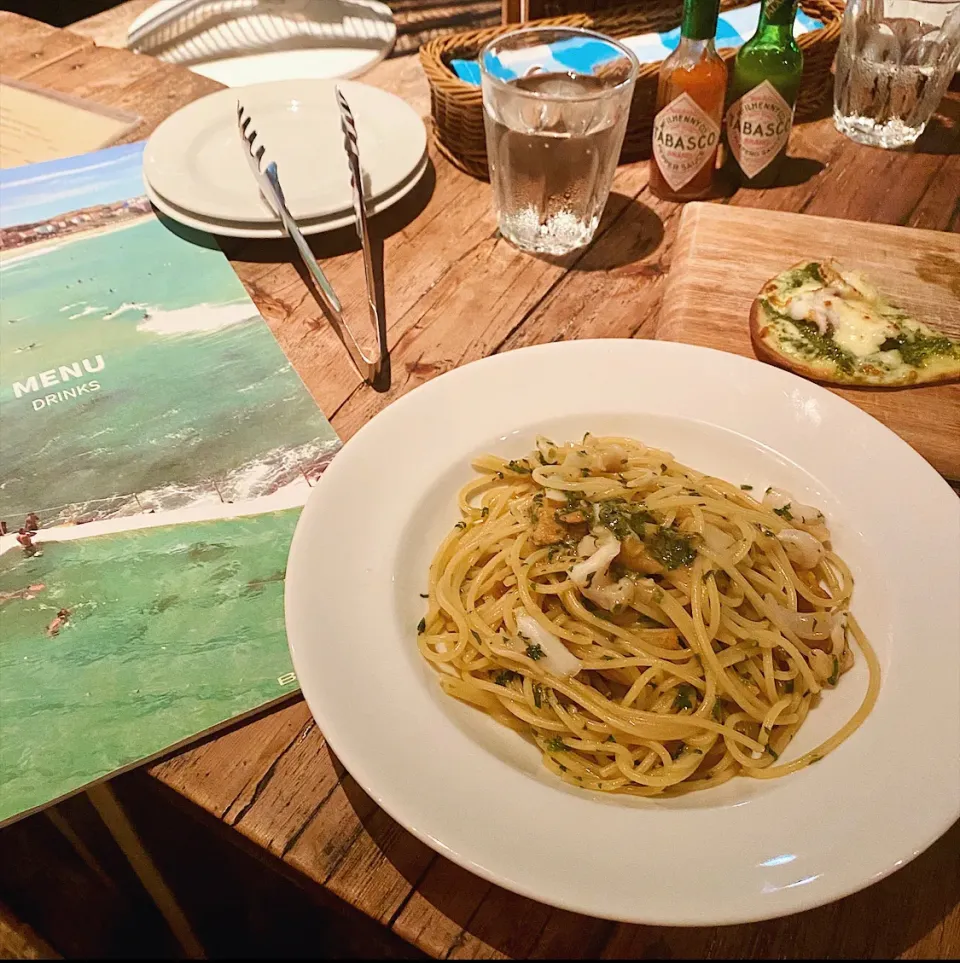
left=834, top=0, right=960, bottom=148
left=479, top=28, right=639, bottom=256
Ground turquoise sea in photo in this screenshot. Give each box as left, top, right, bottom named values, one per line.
left=0, top=215, right=338, bottom=523
left=0, top=510, right=299, bottom=824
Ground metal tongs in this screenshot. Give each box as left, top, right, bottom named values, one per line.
left=237, top=92, right=389, bottom=390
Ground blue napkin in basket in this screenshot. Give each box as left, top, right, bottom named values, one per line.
left=451, top=2, right=822, bottom=84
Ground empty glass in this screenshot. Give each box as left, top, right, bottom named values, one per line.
left=480, top=27, right=639, bottom=255
left=834, top=0, right=960, bottom=148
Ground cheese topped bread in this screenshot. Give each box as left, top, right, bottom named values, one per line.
left=750, top=260, right=960, bottom=387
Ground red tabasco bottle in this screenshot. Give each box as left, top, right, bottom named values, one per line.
left=650, top=0, right=727, bottom=202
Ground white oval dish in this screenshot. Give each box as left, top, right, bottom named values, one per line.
left=143, top=78, right=426, bottom=223
left=128, top=0, right=397, bottom=88
left=285, top=339, right=960, bottom=925
left=143, top=149, right=429, bottom=238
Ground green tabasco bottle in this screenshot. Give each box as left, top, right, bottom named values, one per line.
left=724, top=0, right=803, bottom=187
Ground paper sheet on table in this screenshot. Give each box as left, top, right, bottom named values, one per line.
left=0, top=79, right=139, bottom=169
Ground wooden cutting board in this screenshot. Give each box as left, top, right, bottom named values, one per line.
left=656, top=203, right=960, bottom=480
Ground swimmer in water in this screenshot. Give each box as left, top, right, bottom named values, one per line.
left=47, top=608, right=71, bottom=637
left=0, top=583, right=45, bottom=605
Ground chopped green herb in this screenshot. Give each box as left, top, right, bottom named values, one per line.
left=673, top=684, right=696, bottom=711
left=419, top=592, right=429, bottom=598
left=525, top=642, right=545, bottom=661
left=596, top=500, right=656, bottom=540
left=596, top=500, right=628, bottom=538
left=652, top=586, right=665, bottom=603
left=766, top=745, right=780, bottom=761
left=601, top=654, right=615, bottom=661
left=765, top=487, right=773, bottom=494
left=471, top=630, right=481, bottom=643
left=648, top=527, right=697, bottom=569
left=787, top=262, right=824, bottom=288
left=879, top=330, right=960, bottom=368
left=630, top=509, right=655, bottom=532
left=496, top=471, right=504, bottom=479
left=660, top=463, right=668, bottom=472
left=417, top=618, right=426, bottom=634
left=809, top=754, right=823, bottom=765
left=774, top=312, right=857, bottom=374
left=827, top=656, right=839, bottom=686
left=740, top=484, right=753, bottom=490
left=480, top=506, right=489, bottom=518
left=533, top=683, right=543, bottom=708
left=580, top=467, right=591, bottom=477
left=506, top=459, right=532, bottom=474
left=772, top=504, right=794, bottom=521
left=784, top=680, right=794, bottom=694
left=455, top=520, right=466, bottom=530
left=712, top=699, right=724, bottom=721
left=494, top=670, right=517, bottom=686
left=558, top=763, right=567, bottom=772
left=605, top=735, right=616, bottom=743
left=670, top=743, right=686, bottom=760
left=546, top=737, right=567, bottom=752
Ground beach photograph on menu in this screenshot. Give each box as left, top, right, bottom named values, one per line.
left=0, top=142, right=341, bottom=826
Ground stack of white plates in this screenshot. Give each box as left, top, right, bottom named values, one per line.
left=142, top=79, right=428, bottom=238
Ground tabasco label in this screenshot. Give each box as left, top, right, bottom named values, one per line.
left=726, top=80, right=794, bottom=179
left=652, top=93, right=721, bottom=193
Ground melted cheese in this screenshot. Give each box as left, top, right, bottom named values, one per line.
left=784, top=288, right=898, bottom=358
left=829, top=299, right=898, bottom=357
left=838, top=269, right=879, bottom=302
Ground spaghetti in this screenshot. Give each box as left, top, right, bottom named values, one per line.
left=417, top=433, right=880, bottom=796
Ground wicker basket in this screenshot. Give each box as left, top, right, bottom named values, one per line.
left=420, top=0, right=843, bottom=179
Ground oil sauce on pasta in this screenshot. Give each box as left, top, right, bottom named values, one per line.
left=417, top=434, right=880, bottom=796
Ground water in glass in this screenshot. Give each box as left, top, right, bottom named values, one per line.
left=834, top=0, right=960, bottom=148
left=485, top=73, right=626, bottom=255
left=481, top=28, right=637, bottom=256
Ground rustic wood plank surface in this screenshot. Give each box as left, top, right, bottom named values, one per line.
left=5, top=7, right=959, bottom=959
left=657, top=205, right=960, bottom=478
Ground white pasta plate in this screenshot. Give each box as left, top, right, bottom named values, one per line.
left=285, top=339, right=960, bottom=925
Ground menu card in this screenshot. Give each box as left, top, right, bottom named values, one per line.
left=0, top=142, right=340, bottom=826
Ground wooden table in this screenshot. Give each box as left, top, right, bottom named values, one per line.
left=5, top=7, right=959, bottom=958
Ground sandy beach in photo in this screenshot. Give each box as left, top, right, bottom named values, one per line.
left=0, top=212, right=152, bottom=267
left=0, top=477, right=314, bottom=557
